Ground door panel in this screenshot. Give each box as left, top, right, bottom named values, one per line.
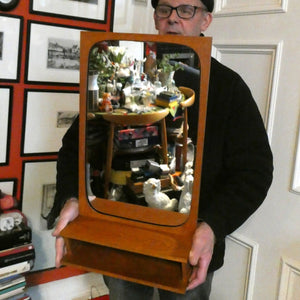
left=113, top=0, right=300, bottom=299
left=207, top=1, right=300, bottom=299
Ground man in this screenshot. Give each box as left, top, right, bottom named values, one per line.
left=51, top=0, right=273, bottom=299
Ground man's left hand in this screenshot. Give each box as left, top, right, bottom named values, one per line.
left=187, top=222, right=215, bottom=290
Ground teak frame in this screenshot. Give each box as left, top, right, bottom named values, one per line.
left=60, top=32, right=212, bottom=294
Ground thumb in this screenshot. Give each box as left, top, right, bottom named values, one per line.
left=52, top=216, right=69, bottom=237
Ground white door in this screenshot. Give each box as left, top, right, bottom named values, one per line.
left=206, top=1, right=300, bottom=299
left=114, top=1, right=300, bottom=299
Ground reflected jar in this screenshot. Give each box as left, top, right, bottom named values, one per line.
left=88, top=72, right=99, bottom=111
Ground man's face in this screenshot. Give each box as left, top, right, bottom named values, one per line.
left=154, top=0, right=212, bottom=36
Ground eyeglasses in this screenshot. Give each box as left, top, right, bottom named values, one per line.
left=155, top=4, right=206, bottom=20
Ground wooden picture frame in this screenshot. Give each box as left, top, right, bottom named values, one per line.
left=0, top=14, right=22, bottom=81
left=30, top=0, right=108, bottom=23
left=22, top=90, right=79, bottom=156
left=25, top=21, right=82, bottom=85
left=0, top=178, right=17, bottom=196
left=0, top=86, right=12, bottom=165
left=21, top=160, right=57, bottom=271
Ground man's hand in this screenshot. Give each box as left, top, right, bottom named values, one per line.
left=52, top=198, right=79, bottom=268
left=187, top=222, right=215, bottom=290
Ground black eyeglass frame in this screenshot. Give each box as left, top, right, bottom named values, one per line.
left=155, top=4, right=207, bottom=20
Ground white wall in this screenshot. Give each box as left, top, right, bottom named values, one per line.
left=26, top=273, right=108, bottom=300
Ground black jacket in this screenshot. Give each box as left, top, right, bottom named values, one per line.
left=49, top=57, right=273, bottom=272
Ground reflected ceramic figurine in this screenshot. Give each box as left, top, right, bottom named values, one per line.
left=178, top=164, right=194, bottom=214
left=143, top=178, right=178, bottom=211
left=99, top=92, right=112, bottom=112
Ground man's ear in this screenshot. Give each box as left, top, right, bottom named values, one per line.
left=200, top=12, right=213, bottom=32
left=154, top=11, right=159, bottom=30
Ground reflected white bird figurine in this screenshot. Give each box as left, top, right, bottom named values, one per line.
left=143, top=178, right=178, bottom=211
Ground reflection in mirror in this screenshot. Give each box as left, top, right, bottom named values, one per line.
left=85, top=40, right=200, bottom=216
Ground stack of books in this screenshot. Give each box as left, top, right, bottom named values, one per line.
left=155, top=91, right=179, bottom=108
left=0, top=213, right=34, bottom=300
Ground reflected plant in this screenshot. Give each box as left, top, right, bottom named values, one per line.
left=89, top=42, right=115, bottom=80
left=157, top=54, right=184, bottom=73
left=108, top=46, right=126, bottom=64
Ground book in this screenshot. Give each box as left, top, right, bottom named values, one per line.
left=0, top=284, right=25, bottom=300
left=0, top=274, right=25, bottom=290
left=0, top=244, right=34, bottom=258
left=0, top=223, right=32, bottom=251
left=0, top=260, right=33, bottom=280
left=0, top=248, right=35, bottom=268
left=3, top=290, right=31, bottom=300
left=6, top=294, right=31, bottom=300
left=156, top=91, right=178, bottom=102
left=0, top=281, right=26, bottom=295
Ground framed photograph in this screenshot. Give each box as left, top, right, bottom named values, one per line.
left=0, top=14, right=22, bottom=81
left=30, top=0, right=108, bottom=23
left=41, top=183, right=56, bottom=219
left=22, top=90, right=79, bottom=155
left=0, top=179, right=17, bottom=196
left=26, top=21, right=82, bottom=85
left=0, top=86, right=12, bottom=165
left=21, top=160, right=57, bottom=271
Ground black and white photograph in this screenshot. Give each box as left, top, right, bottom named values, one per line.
left=0, top=15, right=22, bottom=81
left=0, top=87, right=12, bottom=165
left=26, top=22, right=82, bottom=84
left=41, top=183, right=56, bottom=222
left=21, top=160, right=57, bottom=270
left=57, top=111, right=78, bottom=128
left=30, top=0, right=107, bottom=23
left=47, top=38, right=80, bottom=70
left=22, top=90, right=79, bottom=155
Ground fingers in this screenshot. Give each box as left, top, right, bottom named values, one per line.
left=52, top=198, right=79, bottom=268
left=52, top=217, right=68, bottom=237
left=186, top=222, right=215, bottom=291
left=187, top=255, right=210, bottom=290
left=52, top=198, right=79, bottom=237
left=55, top=236, right=66, bottom=268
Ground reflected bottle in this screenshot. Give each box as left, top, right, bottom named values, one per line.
left=88, top=72, right=99, bottom=111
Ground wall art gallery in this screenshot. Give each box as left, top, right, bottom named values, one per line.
left=0, top=0, right=115, bottom=284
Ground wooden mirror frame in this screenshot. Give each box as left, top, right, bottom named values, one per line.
left=61, top=32, right=212, bottom=294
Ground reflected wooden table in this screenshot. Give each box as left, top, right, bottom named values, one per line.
left=99, top=107, right=170, bottom=198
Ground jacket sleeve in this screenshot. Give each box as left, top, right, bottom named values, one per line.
left=198, top=71, right=273, bottom=241
left=46, top=116, right=79, bottom=229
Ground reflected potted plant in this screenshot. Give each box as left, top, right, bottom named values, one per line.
left=157, top=54, right=183, bottom=86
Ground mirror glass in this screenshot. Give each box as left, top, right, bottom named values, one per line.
left=85, top=40, right=200, bottom=220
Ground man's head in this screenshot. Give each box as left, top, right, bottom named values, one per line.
left=151, top=0, right=214, bottom=12
left=152, top=0, right=213, bottom=36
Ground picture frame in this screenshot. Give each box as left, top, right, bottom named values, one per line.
left=21, top=160, right=57, bottom=271
left=0, top=178, right=17, bottom=196
left=0, top=14, right=22, bottom=81
left=0, top=86, right=12, bottom=165
left=25, top=21, right=83, bottom=85
left=29, top=0, right=108, bottom=23
left=22, top=90, right=79, bottom=155
left=0, top=0, right=20, bottom=11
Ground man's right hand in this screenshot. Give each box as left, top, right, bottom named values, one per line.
left=52, top=198, right=79, bottom=268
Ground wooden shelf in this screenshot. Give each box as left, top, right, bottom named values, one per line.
left=61, top=215, right=193, bottom=293
left=60, top=32, right=212, bottom=294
